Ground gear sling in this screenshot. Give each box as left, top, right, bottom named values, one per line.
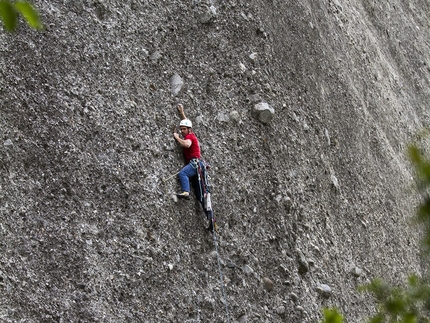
left=191, top=159, right=216, bottom=232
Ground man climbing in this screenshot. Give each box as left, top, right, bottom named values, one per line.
left=173, top=103, right=214, bottom=231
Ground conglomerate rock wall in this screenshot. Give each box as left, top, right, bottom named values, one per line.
left=1, top=0, right=429, bottom=322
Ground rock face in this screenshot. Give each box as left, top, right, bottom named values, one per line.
left=1, top=0, right=429, bottom=322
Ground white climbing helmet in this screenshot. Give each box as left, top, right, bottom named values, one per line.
left=179, top=119, right=192, bottom=128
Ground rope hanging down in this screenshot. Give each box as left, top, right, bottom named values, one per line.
left=196, top=161, right=230, bottom=322
left=163, top=163, right=230, bottom=322
left=211, top=217, right=230, bottom=323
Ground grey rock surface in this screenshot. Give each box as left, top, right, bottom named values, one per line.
left=0, top=0, right=429, bottom=322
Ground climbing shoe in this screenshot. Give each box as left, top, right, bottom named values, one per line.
left=207, top=220, right=214, bottom=233
left=207, top=220, right=218, bottom=233
left=176, top=192, right=190, bottom=199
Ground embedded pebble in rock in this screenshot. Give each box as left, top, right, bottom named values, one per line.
left=251, top=102, right=275, bottom=124
left=350, top=266, right=363, bottom=277
left=316, top=284, right=333, bottom=298
left=275, top=305, right=286, bottom=314
left=290, top=292, right=299, bottom=303
left=150, top=51, right=163, bottom=63
left=331, top=173, right=341, bottom=191
left=296, top=306, right=304, bottom=313
left=229, top=110, right=241, bottom=123
left=262, top=277, right=274, bottom=292
left=196, top=1, right=217, bottom=24
left=237, top=314, right=248, bottom=323
left=296, top=249, right=309, bottom=275
left=169, top=73, right=184, bottom=97
left=243, top=265, right=254, bottom=275
left=4, top=139, right=13, bottom=146
left=217, top=112, right=230, bottom=123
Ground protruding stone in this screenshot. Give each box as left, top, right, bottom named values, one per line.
left=275, top=305, right=285, bottom=314
left=169, top=73, right=184, bottom=96
left=290, top=292, right=299, bottom=303
left=350, top=266, right=363, bottom=277
left=316, top=284, right=332, bottom=298
left=243, top=265, right=254, bottom=275
left=197, top=3, right=216, bottom=24
left=4, top=139, right=13, bottom=147
left=238, top=314, right=247, bottom=323
left=229, top=110, right=240, bottom=123
left=248, top=94, right=261, bottom=103
left=296, top=249, right=309, bottom=274
left=150, top=51, right=162, bottom=63
left=251, top=102, right=275, bottom=124
left=239, top=63, right=247, bottom=72
left=262, top=277, right=274, bottom=292
left=216, top=112, right=229, bottom=123
left=331, top=174, right=340, bottom=191
left=296, top=305, right=304, bottom=313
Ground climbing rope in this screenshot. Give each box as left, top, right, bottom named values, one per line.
left=162, top=171, right=180, bottom=183
left=210, top=215, right=230, bottom=323
left=198, top=162, right=229, bottom=322
left=163, top=166, right=230, bottom=322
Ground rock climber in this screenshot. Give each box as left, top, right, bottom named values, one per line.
left=173, top=103, right=201, bottom=199
left=173, top=103, right=214, bottom=231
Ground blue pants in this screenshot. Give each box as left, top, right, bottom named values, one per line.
left=178, top=162, right=198, bottom=193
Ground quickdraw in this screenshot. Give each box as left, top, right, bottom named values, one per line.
left=195, top=159, right=218, bottom=232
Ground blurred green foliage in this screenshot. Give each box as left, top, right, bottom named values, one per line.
left=322, top=141, right=430, bottom=323
left=322, top=308, right=344, bottom=323
left=0, top=0, right=42, bottom=31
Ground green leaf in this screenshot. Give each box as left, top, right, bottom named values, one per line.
left=401, top=312, right=417, bottom=323
left=408, top=145, right=422, bottom=165
left=321, top=308, right=344, bottom=323
left=385, top=297, right=405, bottom=315
left=0, top=1, right=17, bottom=31
left=369, top=314, right=384, bottom=323
left=14, top=1, right=42, bottom=30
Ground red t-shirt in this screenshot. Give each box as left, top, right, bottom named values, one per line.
left=183, top=132, right=201, bottom=163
